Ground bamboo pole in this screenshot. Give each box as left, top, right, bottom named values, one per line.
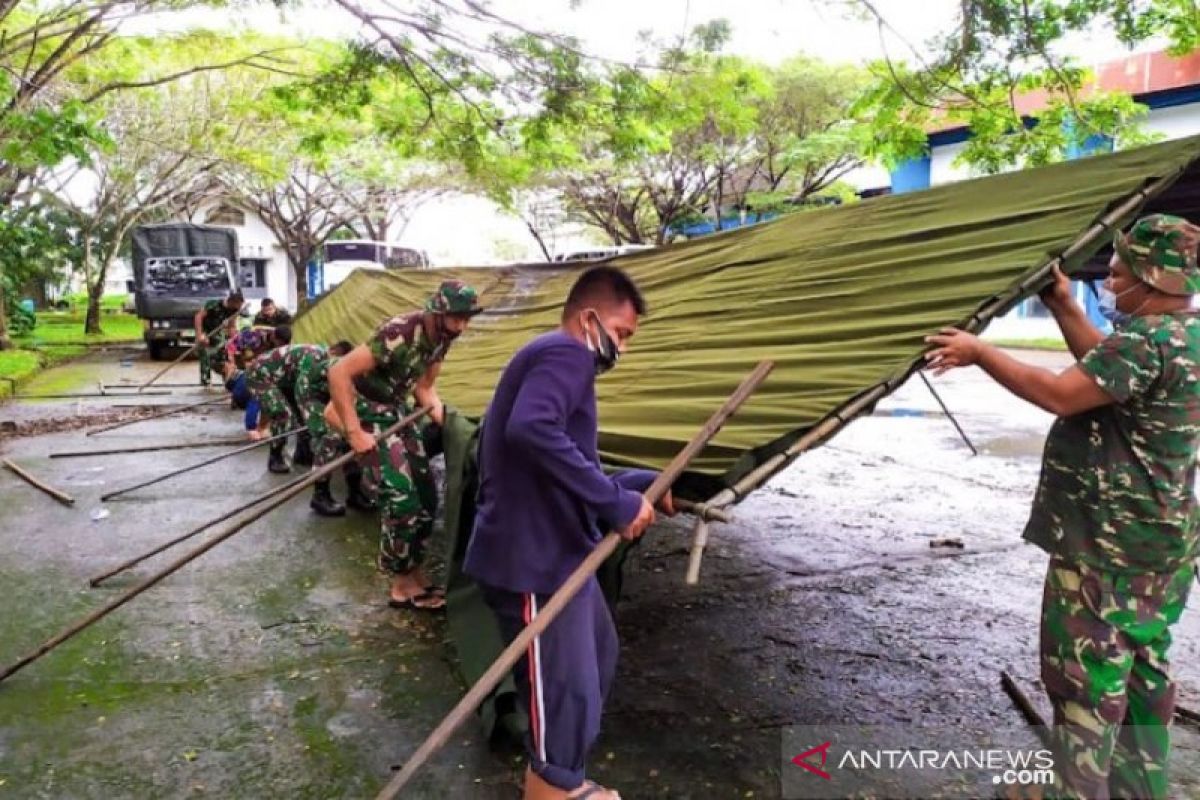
left=86, top=397, right=228, bottom=436
left=373, top=361, right=774, bottom=799
left=50, top=438, right=246, bottom=459
left=684, top=169, right=1185, bottom=582
left=100, top=426, right=305, bottom=501
left=89, top=469, right=314, bottom=586
left=0, top=408, right=428, bottom=685
left=2, top=459, right=75, bottom=506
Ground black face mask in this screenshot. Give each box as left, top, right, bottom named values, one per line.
left=583, top=309, right=619, bottom=375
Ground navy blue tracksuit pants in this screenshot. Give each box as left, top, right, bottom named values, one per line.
left=481, top=576, right=618, bottom=791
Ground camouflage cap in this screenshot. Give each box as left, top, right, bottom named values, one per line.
left=425, top=280, right=483, bottom=315
left=1113, top=213, right=1200, bottom=296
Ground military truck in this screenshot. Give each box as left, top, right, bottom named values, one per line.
left=128, top=223, right=240, bottom=359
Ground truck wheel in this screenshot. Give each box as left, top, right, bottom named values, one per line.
left=148, top=340, right=166, bottom=360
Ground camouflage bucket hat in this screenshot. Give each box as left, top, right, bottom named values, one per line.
left=1113, top=213, right=1200, bottom=296
left=426, top=280, right=483, bottom=315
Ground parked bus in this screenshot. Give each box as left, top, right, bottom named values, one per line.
left=315, top=240, right=430, bottom=294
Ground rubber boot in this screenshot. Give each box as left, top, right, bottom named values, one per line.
left=292, top=433, right=314, bottom=467
left=267, top=440, right=291, bottom=474
left=346, top=471, right=377, bottom=512
left=309, top=477, right=345, bottom=517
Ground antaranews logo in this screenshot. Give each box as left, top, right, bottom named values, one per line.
left=791, top=741, right=833, bottom=780
left=781, top=727, right=1056, bottom=800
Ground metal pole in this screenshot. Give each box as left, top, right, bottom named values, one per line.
left=86, top=397, right=228, bottom=436
left=50, top=438, right=247, bottom=459
left=89, top=469, right=314, bottom=586
left=0, top=409, right=428, bottom=685
left=373, top=361, right=774, bottom=798
left=917, top=371, right=978, bottom=456
left=100, top=426, right=305, bottom=501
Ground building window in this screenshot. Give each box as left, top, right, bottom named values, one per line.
left=206, top=204, right=245, bottom=226
left=238, top=258, right=268, bottom=289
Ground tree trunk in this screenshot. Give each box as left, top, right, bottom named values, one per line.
left=524, top=219, right=553, bottom=261
left=0, top=286, right=12, bottom=351
left=85, top=278, right=105, bottom=335
left=291, top=247, right=311, bottom=311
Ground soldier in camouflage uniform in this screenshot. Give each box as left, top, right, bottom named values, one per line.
left=327, top=280, right=483, bottom=610
left=246, top=342, right=325, bottom=474
left=193, top=290, right=244, bottom=386
left=926, top=214, right=1200, bottom=800
left=287, top=340, right=373, bottom=516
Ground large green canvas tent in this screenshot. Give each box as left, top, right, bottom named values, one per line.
left=294, top=134, right=1200, bottom=744
left=296, top=133, right=1200, bottom=502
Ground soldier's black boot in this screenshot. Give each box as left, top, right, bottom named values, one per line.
left=309, top=478, right=345, bottom=517
left=292, top=434, right=314, bottom=467
left=267, top=440, right=291, bottom=474
left=345, top=472, right=377, bottom=512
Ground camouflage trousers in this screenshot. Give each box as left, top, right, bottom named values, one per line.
left=299, top=392, right=358, bottom=478
left=358, top=400, right=436, bottom=575
left=198, top=336, right=227, bottom=385
left=250, top=378, right=297, bottom=438
left=1040, top=555, right=1194, bottom=800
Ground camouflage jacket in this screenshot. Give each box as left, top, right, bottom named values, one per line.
left=199, top=299, right=239, bottom=339
left=352, top=311, right=449, bottom=406
left=253, top=308, right=293, bottom=326
left=246, top=344, right=326, bottom=396
left=1024, top=311, right=1200, bottom=574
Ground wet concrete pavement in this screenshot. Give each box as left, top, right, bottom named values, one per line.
left=1, top=348, right=1198, bottom=799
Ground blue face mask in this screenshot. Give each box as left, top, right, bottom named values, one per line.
left=1097, top=286, right=1129, bottom=326
left=1097, top=282, right=1145, bottom=327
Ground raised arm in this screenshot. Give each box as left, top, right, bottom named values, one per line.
left=1040, top=265, right=1104, bottom=360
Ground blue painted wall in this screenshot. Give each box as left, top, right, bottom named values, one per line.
left=889, top=155, right=932, bottom=194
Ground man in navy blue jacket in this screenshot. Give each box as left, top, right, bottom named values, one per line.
left=464, top=265, right=670, bottom=800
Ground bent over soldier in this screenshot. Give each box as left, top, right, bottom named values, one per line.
left=927, top=214, right=1200, bottom=800
left=246, top=342, right=325, bottom=474
left=327, top=280, right=482, bottom=610
left=287, top=340, right=372, bottom=516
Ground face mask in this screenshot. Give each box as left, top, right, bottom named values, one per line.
left=1097, top=282, right=1145, bottom=327
left=582, top=309, right=619, bottom=374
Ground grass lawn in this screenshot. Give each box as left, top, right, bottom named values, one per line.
left=2, top=310, right=140, bottom=398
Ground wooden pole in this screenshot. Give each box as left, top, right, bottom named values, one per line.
left=0, top=408, right=428, bottom=685
left=373, top=361, right=774, bottom=799
left=50, top=438, right=247, bottom=459
left=1000, top=670, right=1051, bottom=747
left=100, top=426, right=305, bottom=501
left=137, top=340, right=201, bottom=392
left=2, top=459, right=75, bottom=506
left=86, top=397, right=228, bottom=436
left=137, top=318, right=231, bottom=392
left=89, top=470, right=314, bottom=586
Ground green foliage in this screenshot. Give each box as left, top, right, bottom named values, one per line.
left=850, top=0, right=1196, bottom=172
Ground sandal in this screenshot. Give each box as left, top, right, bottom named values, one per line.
left=567, top=780, right=620, bottom=800
left=387, top=590, right=446, bottom=611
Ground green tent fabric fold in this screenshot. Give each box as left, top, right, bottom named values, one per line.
left=296, top=134, right=1200, bottom=495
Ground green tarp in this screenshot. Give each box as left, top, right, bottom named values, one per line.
left=296, top=134, right=1200, bottom=494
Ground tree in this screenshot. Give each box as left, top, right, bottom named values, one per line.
left=218, top=163, right=351, bottom=308
left=0, top=2, right=286, bottom=346
left=844, top=0, right=1189, bottom=172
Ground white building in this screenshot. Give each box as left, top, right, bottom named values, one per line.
left=182, top=201, right=298, bottom=315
